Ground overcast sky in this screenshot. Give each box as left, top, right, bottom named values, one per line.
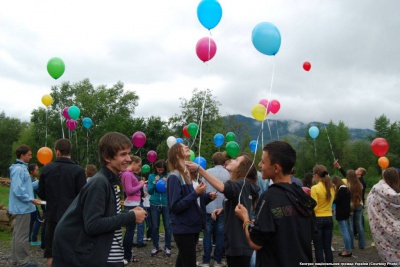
left=1, top=0, right=399, bottom=130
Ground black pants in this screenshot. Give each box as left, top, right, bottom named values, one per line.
left=173, top=233, right=199, bottom=267
left=226, top=255, right=251, bottom=267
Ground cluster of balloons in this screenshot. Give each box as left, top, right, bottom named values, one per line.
left=303, top=61, right=311, bottom=71
left=195, top=0, right=222, bottom=62
left=252, top=22, right=281, bottom=56
left=251, top=99, right=281, bottom=122
left=213, top=132, right=235, bottom=147
left=62, top=106, right=82, bottom=131
left=37, top=147, right=53, bottom=165
left=308, top=126, right=320, bottom=139
left=47, top=57, right=65, bottom=80
left=182, top=123, right=199, bottom=139
left=371, top=138, right=390, bottom=168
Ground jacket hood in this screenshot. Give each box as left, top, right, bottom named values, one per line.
left=273, top=183, right=316, bottom=217
left=9, top=159, right=27, bottom=172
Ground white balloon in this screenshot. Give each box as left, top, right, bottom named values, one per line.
left=167, top=136, right=177, bottom=148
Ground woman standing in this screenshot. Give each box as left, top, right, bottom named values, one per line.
left=186, top=153, right=259, bottom=267
left=331, top=176, right=352, bottom=257
left=346, top=169, right=366, bottom=249
left=311, top=165, right=335, bottom=263
left=147, top=160, right=172, bottom=257
left=167, top=143, right=216, bottom=267
left=367, top=167, right=400, bottom=264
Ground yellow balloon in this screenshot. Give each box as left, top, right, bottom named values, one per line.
left=251, top=104, right=267, bottom=121
left=41, top=94, right=53, bottom=107
left=378, top=156, right=389, bottom=169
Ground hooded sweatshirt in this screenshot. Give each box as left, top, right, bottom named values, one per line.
left=249, top=182, right=316, bottom=267
left=9, top=160, right=36, bottom=214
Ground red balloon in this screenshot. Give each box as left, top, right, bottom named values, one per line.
left=371, top=138, right=389, bottom=157
left=183, top=125, right=191, bottom=138
left=196, top=37, right=217, bottom=62
left=132, top=131, right=146, bottom=148
left=66, top=119, right=77, bottom=130
left=303, top=61, right=311, bottom=71
left=269, top=99, right=281, bottom=114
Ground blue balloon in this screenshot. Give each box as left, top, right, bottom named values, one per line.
left=193, top=156, right=207, bottom=169
left=308, top=126, right=320, bottom=139
left=252, top=22, right=281, bottom=56
left=197, top=0, right=223, bottom=30
left=214, top=133, right=225, bottom=147
left=249, top=140, right=259, bottom=153
left=155, top=179, right=166, bottom=193
left=176, top=138, right=183, bottom=144
left=82, top=117, right=92, bottom=129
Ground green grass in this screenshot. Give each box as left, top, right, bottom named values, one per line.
left=0, top=185, right=9, bottom=207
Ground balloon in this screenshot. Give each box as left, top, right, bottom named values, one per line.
left=68, top=105, right=80, bottom=120
left=167, top=136, right=177, bottom=148
left=251, top=104, right=267, bottom=121
left=303, top=61, right=311, bottom=71
left=37, top=147, right=53, bottom=165
left=62, top=107, right=71, bottom=120
left=197, top=0, right=222, bottom=30
left=187, top=123, right=199, bottom=138
left=176, top=138, right=183, bottom=144
left=258, top=98, right=268, bottom=108
left=141, top=164, right=150, bottom=173
left=132, top=131, right=146, bottom=148
left=41, top=94, right=53, bottom=107
left=183, top=125, right=191, bottom=138
left=47, top=57, right=65, bottom=79
left=82, top=117, right=93, bottom=129
left=193, top=156, right=207, bottom=169
left=226, top=132, right=236, bottom=142
left=252, top=22, right=281, bottom=56
left=249, top=140, right=259, bottom=153
left=308, top=126, right=319, bottom=139
left=378, top=156, right=389, bottom=169
left=214, top=133, right=225, bottom=147
left=196, top=37, right=217, bottom=62
left=371, top=138, right=389, bottom=157
left=156, top=179, right=166, bottom=193
left=66, top=119, right=77, bottom=130
left=147, top=150, right=157, bottom=163
left=226, top=141, right=240, bottom=158
left=190, top=150, right=195, bottom=161
left=269, top=99, right=281, bottom=114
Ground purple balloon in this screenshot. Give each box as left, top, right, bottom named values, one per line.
left=147, top=150, right=157, bottom=163
left=63, top=107, right=71, bottom=120
left=66, top=119, right=77, bottom=130
left=132, top=131, right=146, bottom=148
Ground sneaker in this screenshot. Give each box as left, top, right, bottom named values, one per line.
left=165, top=248, right=171, bottom=257
left=151, top=247, right=160, bottom=256
left=123, top=259, right=129, bottom=265
left=196, top=262, right=210, bottom=267
left=136, top=243, right=147, bottom=248
left=213, top=261, right=226, bottom=267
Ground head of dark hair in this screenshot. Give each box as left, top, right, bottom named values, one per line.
left=331, top=175, right=345, bottom=196
left=153, top=159, right=168, bottom=175
left=85, top=164, right=98, bottom=178
left=212, top=152, right=226, bottom=166
left=263, top=141, right=296, bottom=175
left=15, top=145, right=31, bottom=159
left=55, top=139, right=72, bottom=156
left=383, top=167, right=400, bottom=193
left=302, top=173, right=313, bottom=188
left=28, top=163, right=38, bottom=174
left=98, top=132, right=133, bottom=167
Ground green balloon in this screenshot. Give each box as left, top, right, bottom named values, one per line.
left=47, top=57, right=65, bottom=79
left=226, top=132, right=236, bottom=142
left=187, top=122, right=199, bottom=137
left=68, top=105, right=80, bottom=120
left=142, top=164, right=151, bottom=173
left=190, top=150, right=195, bottom=161
left=226, top=141, right=240, bottom=158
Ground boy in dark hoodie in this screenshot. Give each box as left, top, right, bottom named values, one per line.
left=235, top=141, right=316, bottom=267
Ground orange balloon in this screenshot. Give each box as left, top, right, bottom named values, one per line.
left=37, top=147, right=53, bottom=165
left=378, top=156, right=389, bottom=169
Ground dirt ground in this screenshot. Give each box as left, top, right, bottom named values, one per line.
left=0, top=233, right=385, bottom=267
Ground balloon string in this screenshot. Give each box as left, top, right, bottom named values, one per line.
left=266, top=119, right=272, bottom=140
left=196, top=90, right=207, bottom=183
left=276, top=120, right=280, bottom=140
left=75, top=130, right=78, bottom=163
left=60, top=109, right=65, bottom=139
left=314, top=139, right=318, bottom=164
left=324, top=125, right=336, bottom=161
left=45, top=108, right=48, bottom=147
left=86, top=129, right=89, bottom=165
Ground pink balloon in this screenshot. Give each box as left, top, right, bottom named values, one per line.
left=258, top=99, right=271, bottom=114
left=269, top=99, right=281, bottom=114
left=63, top=107, right=70, bottom=120
left=147, top=150, right=157, bottom=163
left=196, top=37, right=217, bottom=62
left=132, top=131, right=146, bottom=148
left=66, top=119, right=77, bottom=130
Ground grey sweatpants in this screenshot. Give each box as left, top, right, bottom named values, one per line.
left=11, top=213, right=30, bottom=266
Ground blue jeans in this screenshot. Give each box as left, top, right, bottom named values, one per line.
left=29, top=207, right=41, bottom=242
left=150, top=205, right=171, bottom=249
left=313, top=216, right=333, bottom=263
left=203, top=213, right=224, bottom=264
left=337, top=218, right=352, bottom=252
left=136, top=204, right=145, bottom=244
left=144, top=207, right=153, bottom=238
left=123, top=205, right=137, bottom=261
left=349, top=205, right=366, bottom=249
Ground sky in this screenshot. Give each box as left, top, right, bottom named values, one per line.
left=1, top=0, right=399, bottom=130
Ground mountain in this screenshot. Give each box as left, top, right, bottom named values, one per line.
left=224, top=115, right=375, bottom=143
